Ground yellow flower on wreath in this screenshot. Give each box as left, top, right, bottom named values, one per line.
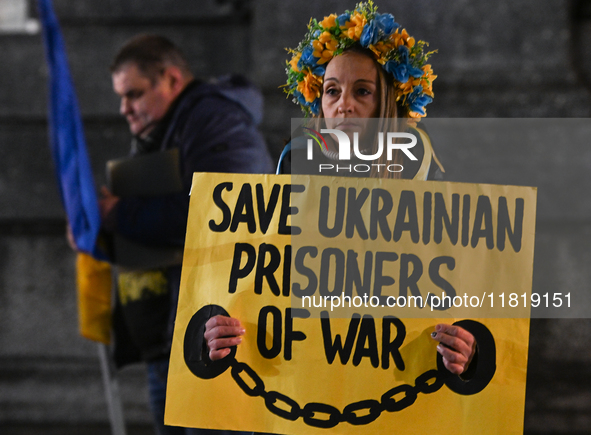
left=289, top=52, right=301, bottom=73
left=396, top=78, right=418, bottom=99
left=297, top=70, right=323, bottom=103
left=369, top=40, right=395, bottom=64
left=406, top=110, right=424, bottom=127
left=392, top=28, right=415, bottom=49
left=420, top=64, right=436, bottom=97
left=342, top=11, right=367, bottom=40
left=312, top=31, right=338, bottom=65
left=320, top=13, right=337, bottom=29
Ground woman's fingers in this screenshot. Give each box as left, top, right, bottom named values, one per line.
left=204, top=315, right=245, bottom=361
left=436, top=342, right=468, bottom=374
left=431, top=324, right=476, bottom=375
left=207, top=336, right=242, bottom=352
left=209, top=347, right=233, bottom=361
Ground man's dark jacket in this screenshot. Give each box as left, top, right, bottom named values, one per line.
left=109, top=77, right=274, bottom=367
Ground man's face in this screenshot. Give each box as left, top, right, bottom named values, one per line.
left=112, top=63, right=176, bottom=137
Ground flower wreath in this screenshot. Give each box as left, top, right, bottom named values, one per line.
left=284, top=1, right=437, bottom=119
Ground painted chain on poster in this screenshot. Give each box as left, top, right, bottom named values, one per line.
left=166, top=173, right=536, bottom=435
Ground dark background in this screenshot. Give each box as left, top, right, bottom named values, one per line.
left=1, top=0, right=591, bottom=433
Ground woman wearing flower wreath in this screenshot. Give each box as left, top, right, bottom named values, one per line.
left=205, top=2, right=477, bottom=379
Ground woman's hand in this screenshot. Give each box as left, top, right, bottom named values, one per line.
left=431, top=324, right=476, bottom=375
left=204, top=315, right=245, bottom=361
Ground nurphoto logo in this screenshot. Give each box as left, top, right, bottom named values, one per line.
left=301, top=122, right=418, bottom=174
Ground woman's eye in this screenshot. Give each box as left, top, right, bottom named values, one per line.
left=357, top=88, right=371, bottom=96
left=325, top=88, right=338, bottom=96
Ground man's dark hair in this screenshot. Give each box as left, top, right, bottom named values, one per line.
left=110, top=34, right=192, bottom=82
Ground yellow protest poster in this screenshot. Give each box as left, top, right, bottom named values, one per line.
left=166, top=173, right=536, bottom=434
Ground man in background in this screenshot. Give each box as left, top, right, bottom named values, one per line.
left=101, top=34, right=273, bottom=435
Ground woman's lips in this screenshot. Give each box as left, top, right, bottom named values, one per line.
left=335, top=121, right=361, bottom=130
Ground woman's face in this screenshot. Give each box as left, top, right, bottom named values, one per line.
left=321, top=51, right=380, bottom=130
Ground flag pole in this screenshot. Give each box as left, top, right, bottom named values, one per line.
left=98, top=343, right=127, bottom=435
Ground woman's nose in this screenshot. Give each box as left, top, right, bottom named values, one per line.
left=337, top=93, right=354, bottom=114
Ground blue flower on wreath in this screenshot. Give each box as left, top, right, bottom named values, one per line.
left=406, top=85, right=432, bottom=115
left=384, top=45, right=424, bottom=83
left=293, top=89, right=307, bottom=106
left=311, top=64, right=326, bottom=77
left=337, top=13, right=350, bottom=27
left=309, top=98, right=321, bottom=115
left=360, top=13, right=399, bottom=47
left=293, top=89, right=320, bottom=115
left=298, top=44, right=319, bottom=70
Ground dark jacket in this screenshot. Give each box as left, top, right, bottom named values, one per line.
left=114, top=77, right=273, bottom=246
left=110, top=77, right=273, bottom=367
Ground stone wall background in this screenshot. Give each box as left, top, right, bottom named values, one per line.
left=1, top=0, right=591, bottom=432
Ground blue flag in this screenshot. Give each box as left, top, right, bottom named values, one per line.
left=38, top=0, right=104, bottom=259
